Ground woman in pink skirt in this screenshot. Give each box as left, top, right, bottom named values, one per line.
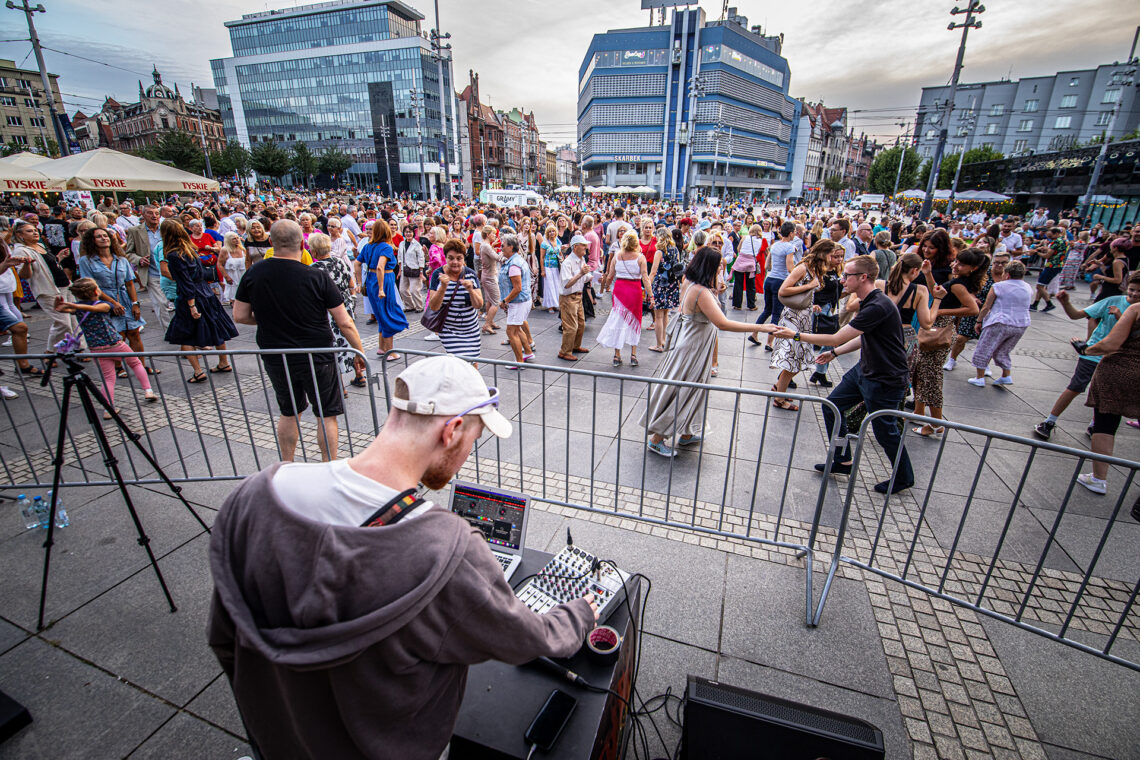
left=599, top=231, right=654, bottom=366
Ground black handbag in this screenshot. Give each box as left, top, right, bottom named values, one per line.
left=813, top=312, right=839, bottom=335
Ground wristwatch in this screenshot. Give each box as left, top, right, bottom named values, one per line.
left=793, top=331, right=801, bottom=342
left=131, top=301, right=140, bottom=306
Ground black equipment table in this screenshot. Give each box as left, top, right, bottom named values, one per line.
left=451, top=548, right=639, bottom=760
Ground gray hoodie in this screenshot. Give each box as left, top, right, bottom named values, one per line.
left=208, top=463, right=594, bottom=759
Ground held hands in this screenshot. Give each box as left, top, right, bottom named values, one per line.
left=816, top=351, right=835, bottom=365
left=53, top=296, right=75, bottom=314
left=111, top=302, right=126, bottom=316
left=812, top=304, right=822, bottom=314
left=772, top=326, right=796, bottom=340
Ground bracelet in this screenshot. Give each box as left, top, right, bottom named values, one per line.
left=131, top=301, right=139, bottom=306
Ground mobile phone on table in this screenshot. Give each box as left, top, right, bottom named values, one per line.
left=525, top=689, right=577, bottom=751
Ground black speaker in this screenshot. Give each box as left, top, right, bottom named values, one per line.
left=682, top=675, right=884, bottom=760
left=0, top=689, right=31, bottom=744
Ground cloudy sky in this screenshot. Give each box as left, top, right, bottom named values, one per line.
left=2, top=0, right=1135, bottom=146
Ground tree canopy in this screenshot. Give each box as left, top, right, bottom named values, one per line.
left=867, top=146, right=921, bottom=195
left=291, top=142, right=319, bottom=187
left=917, top=146, right=1004, bottom=191
left=250, top=139, right=292, bottom=182
left=318, top=146, right=354, bottom=178
left=209, top=140, right=251, bottom=179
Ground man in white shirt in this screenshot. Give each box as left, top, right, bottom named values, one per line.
left=339, top=204, right=363, bottom=238
left=830, top=218, right=857, bottom=260
left=1027, top=207, right=1049, bottom=232
left=218, top=206, right=238, bottom=237
left=117, top=201, right=139, bottom=229
left=999, top=220, right=1024, bottom=256
left=557, top=235, right=592, bottom=361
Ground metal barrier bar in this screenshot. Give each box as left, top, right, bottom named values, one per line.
left=0, top=347, right=377, bottom=491
left=815, top=408, right=1140, bottom=672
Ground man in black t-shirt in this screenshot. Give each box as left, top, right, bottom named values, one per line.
left=774, top=254, right=915, bottom=493
left=234, top=220, right=366, bottom=462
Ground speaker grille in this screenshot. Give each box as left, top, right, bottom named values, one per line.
left=692, top=680, right=879, bottom=745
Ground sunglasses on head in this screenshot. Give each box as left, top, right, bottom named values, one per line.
left=445, top=387, right=500, bottom=428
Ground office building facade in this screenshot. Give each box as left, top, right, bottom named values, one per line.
left=210, top=0, right=460, bottom=196
left=0, top=58, right=64, bottom=155
left=577, top=6, right=799, bottom=202
left=915, top=62, right=1140, bottom=160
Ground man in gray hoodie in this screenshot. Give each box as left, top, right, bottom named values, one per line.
left=208, top=356, right=598, bottom=759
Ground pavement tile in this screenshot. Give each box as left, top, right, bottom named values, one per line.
left=126, top=712, right=251, bottom=760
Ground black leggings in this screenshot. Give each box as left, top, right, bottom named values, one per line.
left=732, top=270, right=756, bottom=309
left=1091, top=409, right=1123, bottom=436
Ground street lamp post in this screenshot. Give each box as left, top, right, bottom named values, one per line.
left=946, top=101, right=977, bottom=217
left=919, top=1, right=985, bottom=221
left=892, top=120, right=912, bottom=197
left=6, top=0, right=69, bottom=155
left=409, top=88, right=430, bottom=200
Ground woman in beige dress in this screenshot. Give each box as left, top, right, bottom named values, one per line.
left=478, top=225, right=503, bottom=333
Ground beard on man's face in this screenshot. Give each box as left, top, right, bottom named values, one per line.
left=420, top=433, right=474, bottom=490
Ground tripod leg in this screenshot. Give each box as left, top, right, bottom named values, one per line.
left=37, top=376, right=74, bottom=631
left=85, top=375, right=211, bottom=533
left=75, top=373, right=177, bottom=614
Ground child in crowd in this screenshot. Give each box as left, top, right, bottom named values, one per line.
left=55, top=278, right=157, bottom=417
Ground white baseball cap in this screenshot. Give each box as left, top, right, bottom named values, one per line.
left=391, top=356, right=512, bottom=439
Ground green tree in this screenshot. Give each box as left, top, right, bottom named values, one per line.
left=318, top=146, right=353, bottom=179
left=291, top=142, right=319, bottom=188
left=33, top=136, right=60, bottom=158
left=152, top=130, right=205, bottom=174
left=916, top=146, right=1004, bottom=191
left=250, top=139, right=292, bottom=183
left=1, top=139, right=26, bottom=157
left=209, top=139, right=252, bottom=179
left=867, top=146, right=921, bottom=195
left=823, top=174, right=844, bottom=196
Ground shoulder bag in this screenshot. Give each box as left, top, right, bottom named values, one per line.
left=778, top=274, right=815, bottom=311
left=917, top=323, right=955, bottom=353
left=420, top=274, right=458, bottom=334
left=401, top=241, right=422, bottom=279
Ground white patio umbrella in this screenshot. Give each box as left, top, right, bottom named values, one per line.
left=895, top=189, right=926, bottom=199
left=555, top=185, right=578, bottom=193
left=26, top=148, right=219, bottom=192
left=0, top=151, right=56, bottom=168
left=587, top=185, right=612, bottom=194
left=0, top=161, right=67, bottom=192
left=633, top=185, right=658, bottom=195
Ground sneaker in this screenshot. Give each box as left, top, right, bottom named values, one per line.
left=1029, top=303, right=1039, bottom=311
left=647, top=440, right=678, bottom=458
left=1076, top=473, right=1107, bottom=495
left=967, top=377, right=985, bottom=387
left=1033, top=420, right=1055, bottom=440
left=943, top=357, right=957, bottom=371
left=1042, top=302, right=1056, bottom=313
left=0, top=386, right=16, bottom=400
left=993, top=376, right=1013, bottom=385
left=1127, top=419, right=1140, bottom=429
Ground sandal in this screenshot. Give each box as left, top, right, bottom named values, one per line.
left=209, top=365, right=233, bottom=373
left=386, top=353, right=401, bottom=362
left=912, top=424, right=945, bottom=438
left=710, top=367, right=719, bottom=377
left=146, top=367, right=161, bottom=375
left=19, top=365, right=43, bottom=376
left=187, top=372, right=208, bottom=384
left=350, top=377, right=367, bottom=388
left=630, top=356, right=638, bottom=367
left=117, top=369, right=128, bottom=379
left=102, top=408, right=120, bottom=420
left=648, top=345, right=665, bottom=353
left=772, top=398, right=799, bottom=411
left=612, top=357, right=622, bottom=367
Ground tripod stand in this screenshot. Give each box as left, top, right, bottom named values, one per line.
left=37, top=353, right=210, bottom=630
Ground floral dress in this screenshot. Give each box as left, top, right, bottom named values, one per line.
left=311, top=256, right=355, bottom=374
left=651, top=245, right=682, bottom=309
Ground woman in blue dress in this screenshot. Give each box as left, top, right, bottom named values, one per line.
left=77, top=226, right=158, bottom=376
left=354, top=219, right=408, bottom=361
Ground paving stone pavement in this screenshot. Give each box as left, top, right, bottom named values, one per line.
left=0, top=291, right=1137, bottom=759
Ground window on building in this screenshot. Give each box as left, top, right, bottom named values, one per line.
left=161, top=117, right=169, bottom=129
left=28, top=117, right=44, bottom=128
left=1069, top=77, right=1080, bottom=87
left=0, top=96, right=14, bottom=107
left=1023, top=99, right=1039, bottom=112
left=1102, top=88, right=1121, bottom=104
left=981, top=142, right=994, bottom=149
left=1017, top=119, right=1033, bottom=132
left=16, top=79, right=31, bottom=89
left=1096, top=111, right=1112, bottom=126
left=985, top=123, right=998, bottom=135
left=1013, top=139, right=1028, bottom=153
left=1060, top=95, right=1077, bottom=108
left=23, top=98, right=35, bottom=108
left=5, top=116, right=21, bottom=127
left=924, top=129, right=937, bottom=140
left=988, top=104, right=1004, bottom=116
left=12, top=135, right=27, bottom=146
left=1054, top=116, right=1072, bottom=129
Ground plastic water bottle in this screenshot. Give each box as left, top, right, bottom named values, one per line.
left=32, top=496, right=47, bottom=529
left=49, top=491, right=69, bottom=529
left=17, top=495, right=38, bottom=530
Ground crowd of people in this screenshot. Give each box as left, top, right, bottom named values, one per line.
left=0, top=187, right=1137, bottom=510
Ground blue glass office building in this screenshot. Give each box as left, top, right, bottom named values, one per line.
left=578, top=7, right=800, bottom=202
left=211, top=0, right=459, bottom=195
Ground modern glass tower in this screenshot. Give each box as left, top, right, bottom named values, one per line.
left=210, top=0, right=458, bottom=196
left=578, top=6, right=800, bottom=202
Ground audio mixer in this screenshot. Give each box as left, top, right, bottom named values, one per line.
left=515, top=545, right=631, bottom=624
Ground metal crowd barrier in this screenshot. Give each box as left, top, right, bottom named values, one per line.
left=813, top=409, right=1140, bottom=672
left=381, top=349, right=845, bottom=626
left=0, top=347, right=379, bottom=491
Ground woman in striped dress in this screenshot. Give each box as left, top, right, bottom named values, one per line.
left=427, top=238, right=484, bottom=361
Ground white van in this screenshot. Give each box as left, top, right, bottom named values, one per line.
left=478, top=189, right=546, bottom=208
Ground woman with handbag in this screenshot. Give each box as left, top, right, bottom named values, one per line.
left=769, top=240, right=835, bottom=410
left=396, top=223, right=426, bottom=312
left=910, top=246, right=988, bottom=437
left=426, top=239, right=483, bottom=361
left=731, top=224, right=765, bottom=310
